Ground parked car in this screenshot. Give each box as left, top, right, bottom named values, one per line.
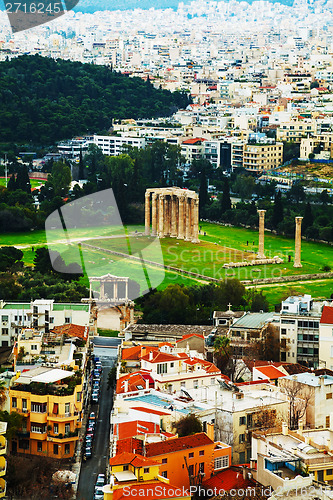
left=89, top=412, right=96, bottom=420
left=94, top=487, right=104, bottom=500
left=95, top=474, right=105, bottom=488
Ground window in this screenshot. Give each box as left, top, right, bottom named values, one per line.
left=65, top=423, right=70, bottom=434
left=22, top=399, right=27, bottom=412
left=19, top=439, right=29, bottom=450
left=161, top=471, right=167, bottom=478
left=157, top=363, right=167, bottom=374
left=211, top=378, right=215, bottom=385
left=123, top=465, right=129, bottom=471
left=54, top=423, right=59, bottom=434
left=65, top=403, right=70, bottom=416
left=12, top=397, right=17, bottom=408
left=1, top=316, right=8, bottom=322
left=37, top=442, right=42, bottom=452
left=193, top=380, right=199, bottom=389
left=327, top=393, right=332, bottom=400
left=180, top=382, right=186, bottom=388
left=50, top=317, right=54, bottom=324
left=281, top=329, right=287, bottom=335
left=189, top=452, right=194, bottom=458
left=162, top=458, right=167, bottom=464
left=65, top=317, right=71, bottom=324
left=144, top=468, right=149, bottom=474
left=2, top=341, right=8, bottom=347
left=65, top=444, right=70, bottom=454
left=53, top=444, right=59, bottom=455
left=239, top=434, right=245, bottom=443
left=31, top=403, right=47, bottom=413
left=327, top=469, right=333, bottom=475
left=199, top=450, right=204, bottom=456
left=214, top=456, right=229, bottom=470
left=31, top=424, right=46, bottom=434
left=188, top=465, right=194, bottom=476
left=170, top=363, right=174, bottom=368
left=326, top=416, right=330, bottom=428
left=2, top=329, right=8, bottom=336
left=31, top=344, right=38, bottom=351
left=77, top=392, right=82, bottom=402
left=239, top=416, right=246, bottom=426
left=199, top=462, right=205, bottom=474
left=53, top=403, right=59, bottom=415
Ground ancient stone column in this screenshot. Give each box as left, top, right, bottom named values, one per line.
left=170, top=196, right=178, bottom=238
left=257, top=210, right=266, bottom=259
left=114, top=281, right=118, bottom=300
left=145, top=191, right=150, bottom=236
left=165, top=196, right=171, bottom=236
left=151, top=193, right=157, bottom=236
left=294, top=216, right=303, bottom=268
left=185, top=198, right=191, bottom=241
left=100, top=282, right=105, bottom=300
left=178, top=196, right=185, bottom=239
left=125, top=279, right=128, bottom=301
left=191, top=198, right=200, bottom=243
left=158, top=195, right=165, bottom=237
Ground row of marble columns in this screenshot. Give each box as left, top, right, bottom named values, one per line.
left=145, top=190, right=199, bottom=243
left=257, top=210, right=303, bottom=268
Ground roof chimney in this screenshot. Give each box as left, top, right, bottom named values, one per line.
left=145, top=378, right=149, bottom=390
left=149, top=351, right=153, bottom=361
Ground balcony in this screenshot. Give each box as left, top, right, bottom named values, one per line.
left=47, top=412, right=76, bottom=420
left=47, top=430, right=79, bottom=443
left=30, top=430, right=47, bottom=441
left=30, top=412, right=48, bottom=424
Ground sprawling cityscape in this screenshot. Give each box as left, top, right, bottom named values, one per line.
left=0, top=0, right=333, bottom=499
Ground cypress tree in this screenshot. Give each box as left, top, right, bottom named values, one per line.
left=303, top=202, right=313, bottom=231
left=220, top=178, right=232, bottom=213
left=272, top=191, right=284, bottom=228
left=7, top=174, right=16, bottom=191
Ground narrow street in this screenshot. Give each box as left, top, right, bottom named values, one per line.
left=76, top=337, right=121, bottom=500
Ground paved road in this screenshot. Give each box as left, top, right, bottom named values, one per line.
left=77, top=337, right=121, bottom=500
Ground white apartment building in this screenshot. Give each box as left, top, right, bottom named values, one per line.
left=93, top=134, right=146, bottom=155
left=0, top=300, right=92, bottom=347
left=279, top=295, right=322, bottom=367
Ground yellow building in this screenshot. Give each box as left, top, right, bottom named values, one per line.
left=9, top=367, right=83, bottom=459
left=243, top=142, right=283, bottom=172
left=103, top=452, right=191, bottom=500
left=0, top=422, right=7, bottom=499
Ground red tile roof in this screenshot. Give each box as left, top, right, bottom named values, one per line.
left=51, top=324, right=88, bottom=341
left=116, top=371, right=155, bottom=394
left=182, top=138, right=206, bottom=145
left=140, top=352, right=179, bottom=364
left=116, top=437, right=144, bottom=455
left=122, top=346, right=158, bottom=360
left=115, top=420, right=160, bottom=440
left=176, top=333, right=204, bottom=342
left=146, top=433, right=213, bottom=457
left=321, top=306, right=333, bottom=325
left=202, top=466, right=253, bottom=491
left=109, top=451, right=159, bottom=467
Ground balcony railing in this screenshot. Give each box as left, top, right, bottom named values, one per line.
left=47, top=412, right=74, bottom=418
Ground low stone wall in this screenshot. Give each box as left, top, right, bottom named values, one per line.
left=223, top=257, right=283, bottom=268
left=252, top=271, right=333, bottom=285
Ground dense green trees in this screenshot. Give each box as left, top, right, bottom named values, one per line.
left=0, top=55, right=191, bottom=144
left=137, top=279, right=266, bottom=324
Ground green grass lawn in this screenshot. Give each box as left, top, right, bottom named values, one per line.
left=249, top=279, right=333, bottom=309
left=2, top=222, right=332, bottom=303
left=0, top=178, right=46, bottom=189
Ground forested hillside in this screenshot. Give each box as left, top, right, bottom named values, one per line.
left=0, top=55, right=191, bottom=144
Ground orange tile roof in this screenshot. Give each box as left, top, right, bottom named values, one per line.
left=182, top=137, right=206, bottom=144
left=116, top=371, right=155, bottom=394
left=254, top=365, right=285, bottom=380
left=116, top=437, right=144, bottom=455
left=203, top=466, right=253, bottom=491
left=146, top=433, right=213, bottom=456
left=122, top=346, right=158, bottom=360
left=176, top=333, right=204, bottom=342
left=321, top=306, right=333, bottom=324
